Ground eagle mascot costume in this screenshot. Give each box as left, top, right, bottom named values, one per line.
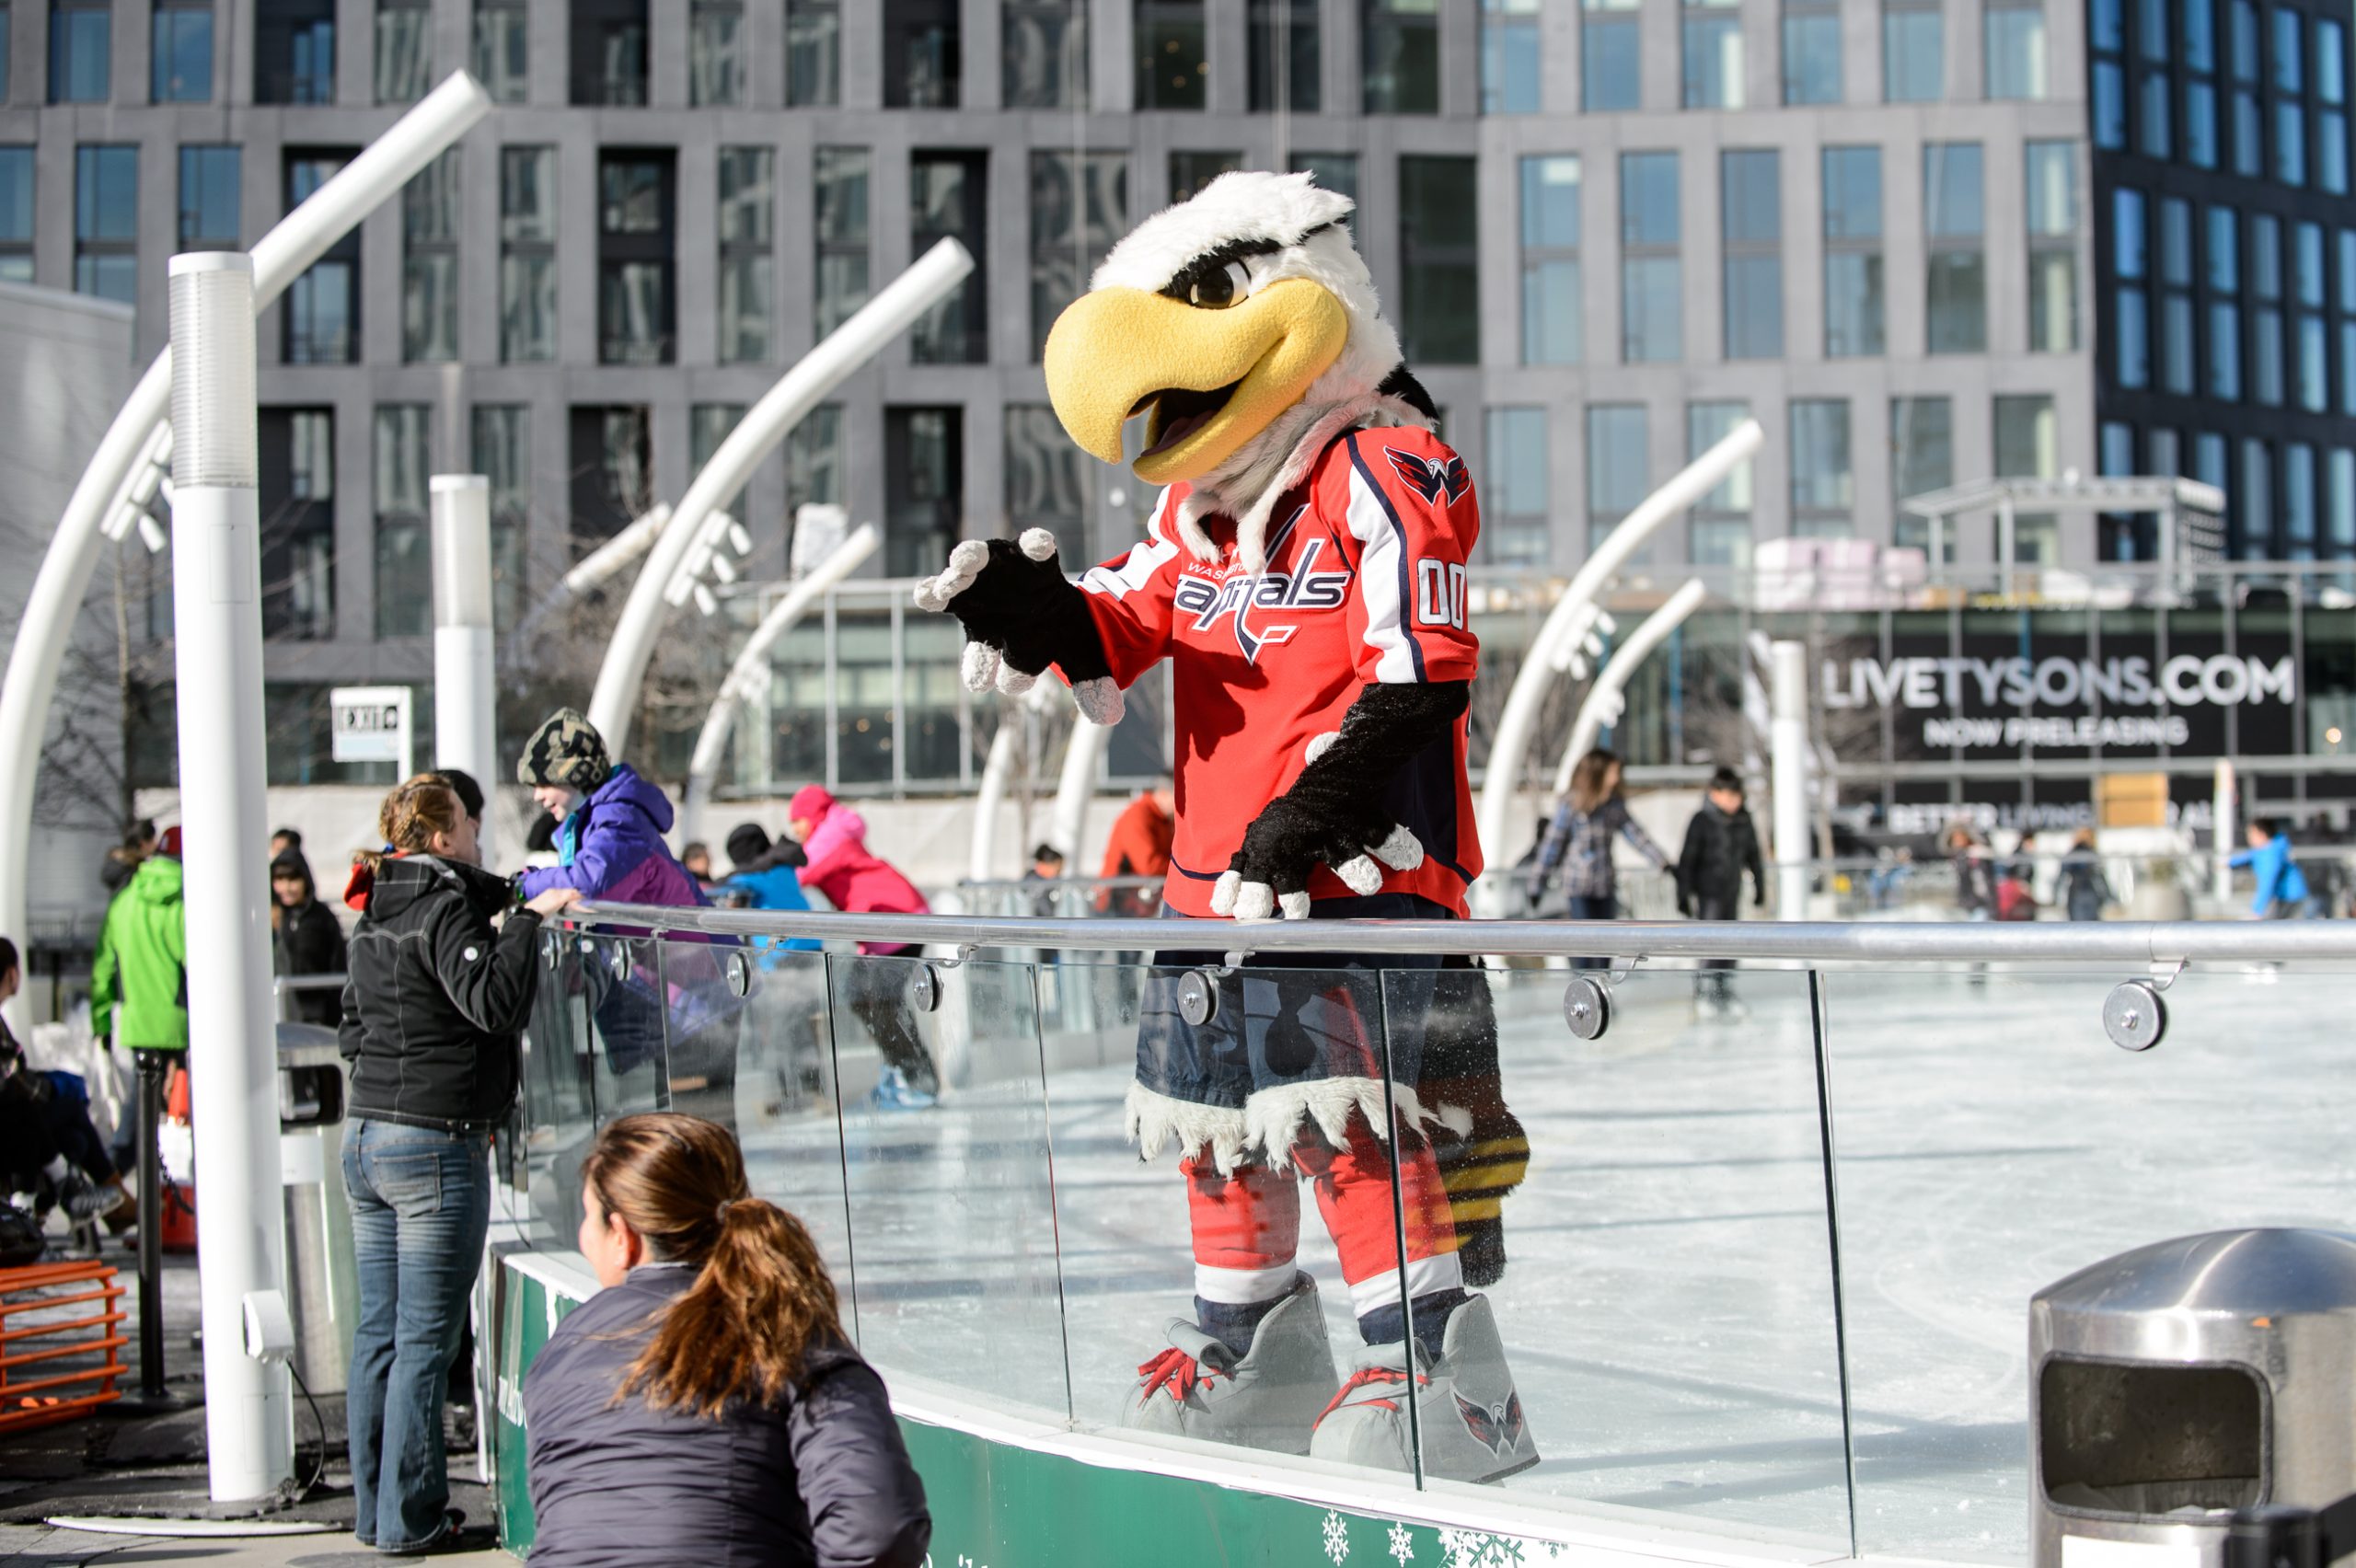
left=915, top=171, right=1532, bottom=1482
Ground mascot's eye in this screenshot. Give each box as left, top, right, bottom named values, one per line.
left=1187, top=260, right=1253, bottom=309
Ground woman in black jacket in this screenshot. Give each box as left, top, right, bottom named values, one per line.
left=339, top=775, right=577, bottom=1554
left=525, top=1113, right=930, bottom=1568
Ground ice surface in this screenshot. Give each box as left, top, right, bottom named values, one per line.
left=702, top=955, right=2356, bottom=1564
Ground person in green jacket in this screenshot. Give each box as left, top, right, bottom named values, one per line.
left=90, top=827, right=189, bottom=1054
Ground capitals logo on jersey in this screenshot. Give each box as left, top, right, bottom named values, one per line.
left=1387, top=446, right=1471, bottom=506
left=1169, top=506, right=1354, bottom=663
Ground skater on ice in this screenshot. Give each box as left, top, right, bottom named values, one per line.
left=914, top=169, right=1534, bottom=1482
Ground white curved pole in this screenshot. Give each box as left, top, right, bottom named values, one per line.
left=1551, top=578, right=1711, bottom=796
left=586, top=237, right=976, bottom=755
left=0, top=72, right=491, bottom=1035
left=1048, top=702, right=1113, bottom=862
left=971, top=684, right=1055, bottom=883
left=677, top=523, right=879, bottom=848
left=1473, top=419, right=1761, bottom=914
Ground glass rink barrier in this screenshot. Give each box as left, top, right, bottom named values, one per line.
left=504, top=903, right=2356, bottom=1562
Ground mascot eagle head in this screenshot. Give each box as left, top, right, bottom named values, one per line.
left=1043, top=169, right=1438, bottom=572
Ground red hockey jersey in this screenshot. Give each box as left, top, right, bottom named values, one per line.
left=1080, top=426, right=1484, bottom=918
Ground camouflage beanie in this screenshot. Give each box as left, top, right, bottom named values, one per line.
left=518, top=708, right=611, bottom=792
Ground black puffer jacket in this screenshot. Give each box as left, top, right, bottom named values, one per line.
left=339, top=854, right=542, bottom=1130
left=1677, top=800, right=1767, bottom=912
left=524, top=1264, right=930, bottom=1568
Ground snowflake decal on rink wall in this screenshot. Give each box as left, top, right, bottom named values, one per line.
left=1389, top=1521, right=1416, bottom=1562
left=1322, top=1509, right=1352, bottom=1563
left=1437, top=1528, right=1530, bottom=1568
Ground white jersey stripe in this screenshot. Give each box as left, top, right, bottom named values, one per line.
left=1346, top=461, right=1419, bottom=683
left=1081, top=489, right=1181, bottom=600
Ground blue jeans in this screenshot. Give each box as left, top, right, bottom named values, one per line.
left=343, top=1118, right=491, bottom=1551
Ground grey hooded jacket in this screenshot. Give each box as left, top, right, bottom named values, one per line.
left=522, top=1263, right=930, bottom=1568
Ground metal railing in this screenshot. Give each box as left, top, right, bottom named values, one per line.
left=562, top=900, right=2356, bottom=964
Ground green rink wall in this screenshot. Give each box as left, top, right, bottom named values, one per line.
left=489, top=1253, right=1596, bottom=1566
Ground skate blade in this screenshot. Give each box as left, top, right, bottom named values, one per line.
left=1472, top=1451, right=1542, bottom=1485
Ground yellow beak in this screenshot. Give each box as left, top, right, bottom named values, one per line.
left=1043, top=279, right=1350, bottom=484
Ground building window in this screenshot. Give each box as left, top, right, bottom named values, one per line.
left=52, top=0, right=110, bottom=101
left=375, top=406, right=433, bottom=640
left=285, top=151, right=357, bottom=363
left=1993, top=394, right=2060, bottom=559
left=1684, top=0, right=1745, bottom=108
left=473, top=0, right=527, bottom=104
left=2329, top=449, right=2356, bottom=556
left=1484, top=408, right=1551, bottom=566
left=2231, top=435, right=2269, bottom=554
left=1006, top=404, right=1090, bottom=561
left=260, top=408, right=336, bottom=640
left=1007, top=0, right=1087, bottom=109
left=257, top=0, right=335, bottom=104
left=2270, top=8, right=2303, bottom=186
left=1171, top=151, right=1242, bottom=201
left=1822, top=146, right=1884, bottom=357
left=2295, top=220, right=2327, bottom=412
left=687, top=0, right=743, bottom=105
left=1481, top=0, right=1537, bottom=112
left=376, top=0, right=432, bottom=102
left=2230, top=0, right=2260, bottom=176
left=1790, top=399, right=1854, bottom=536
left=788, top=405, right=845, bottom=515
left=1290, top=154, right=1357, bottom=207
left=570, top=405, right=653, bottom=546
left=401, top=150, right=458, bottom=363
left=2207, top=203, right=2241, bottom=400
left=598, top=150, right=674, bottom=364
left=470, top=405, right=529, bottom=631
left=1621, top=151, right=1680, bottom=363
left=2318, top=17, right=2349, bottom=195
left=2284, top=442, right=2316, bottom=558
left=1138, top=0, right=1207, bottom=109
left=1784, top=0, right=1842, bottom=103
left=814, top=147, right=870, bottom=340
left=1923, top=143, right=1985, bottom=353
left=2025, top=141, right=2076, bottom=352
left=885, top=0, right=958, bottom=107
left=500, top=147, right=555, bottom=363
left=2114, top=188, right=2149, bottom=386
left=2094, top=62, right=2126, bottom=148
left=0, top=150, right=28, bottom=282
left=1722, top=149, right=1783, bottom=359
left=0, top=7, right=10, bottom=104
left=911, top=151, right=986, bottom=364
left=1520, top=156, right=1582, bottom=365
left=75, top=146, right=137, bottom=305
left=717, top=147, right=773, bottom=363
left=153, top=0, right=214, bottom=102
left=690, top=403, right=748, bottom=517
left=2251, top=213, right=2283, bottom=406
left=178, top=144, right=239, bottom=251
left=1890, top=397, right=1953, bottom=556
left=1883, top=0, right=1942, bottom=99
left=1985, top=0, right=2045, bottom=98
left=1587, top=405, right=1649, bottom=550
left=2160, top=196, right=2195, bottom=394
left=1585, top=0, right=1641, bottom=110
left=1401, top=156, right=1478, bottom=364
left=1688, top=401, right=1754, bottom=566
left=1030, top=151, right=1127, bottom=360
left=884, top=408, right=962, bottom=578
left=2182, top=0, right=2218, bottom=165
left=572, top=0, right=646, bottom=106
left=1365, top=0, right=1439, bottom=112
left=788, top=0, right=840, bottom=105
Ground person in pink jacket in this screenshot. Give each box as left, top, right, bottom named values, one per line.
left=786, top=787, right=938, bottom=1108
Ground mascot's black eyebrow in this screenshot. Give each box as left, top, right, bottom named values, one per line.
left=1159, top=221, right=1340, bottom=300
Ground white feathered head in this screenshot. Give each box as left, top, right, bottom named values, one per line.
left=1043, top=170, right=1437, bottom=569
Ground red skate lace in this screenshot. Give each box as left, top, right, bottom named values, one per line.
left=1136, top=1346, right=1219, bottom=1402
left=1315, top=1366, right=1429, bottom=1425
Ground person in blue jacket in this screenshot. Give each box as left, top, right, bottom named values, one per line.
left=719, top=824, right=821, bottom=956
left=2231, top=817, right=2320, bottom=918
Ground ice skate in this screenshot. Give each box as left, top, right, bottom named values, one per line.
left=1309, top=1294, right=1538, bottom=1483
left=867, top=1065, right=937, bottom=1111
left=1120, top=1274, right=1340, bottom=1455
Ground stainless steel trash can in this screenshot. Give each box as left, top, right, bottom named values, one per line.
left=2032, top=1228, right=2356, bottom=1568
left=280, top=1021, right=358, bottom=1396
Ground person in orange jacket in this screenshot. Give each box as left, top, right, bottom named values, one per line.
left=1096, top=779, right=1175, bottom=917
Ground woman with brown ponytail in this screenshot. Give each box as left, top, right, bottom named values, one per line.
left=523, top=1113, right=930, bottom=1568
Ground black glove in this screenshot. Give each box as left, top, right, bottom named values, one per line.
left=1211, top=681, right=1468, bottom=922
left=911, top=529, right=1123, bottom=725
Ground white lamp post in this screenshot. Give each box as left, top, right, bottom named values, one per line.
left=167, top=252, right=294, bottom=1503
left=432, top=474, right=498, bottom=863
left=1770, top=640, right=1812, bottom=920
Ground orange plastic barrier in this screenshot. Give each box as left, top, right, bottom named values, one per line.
left=0, top=1259, right=128, bottom=1433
